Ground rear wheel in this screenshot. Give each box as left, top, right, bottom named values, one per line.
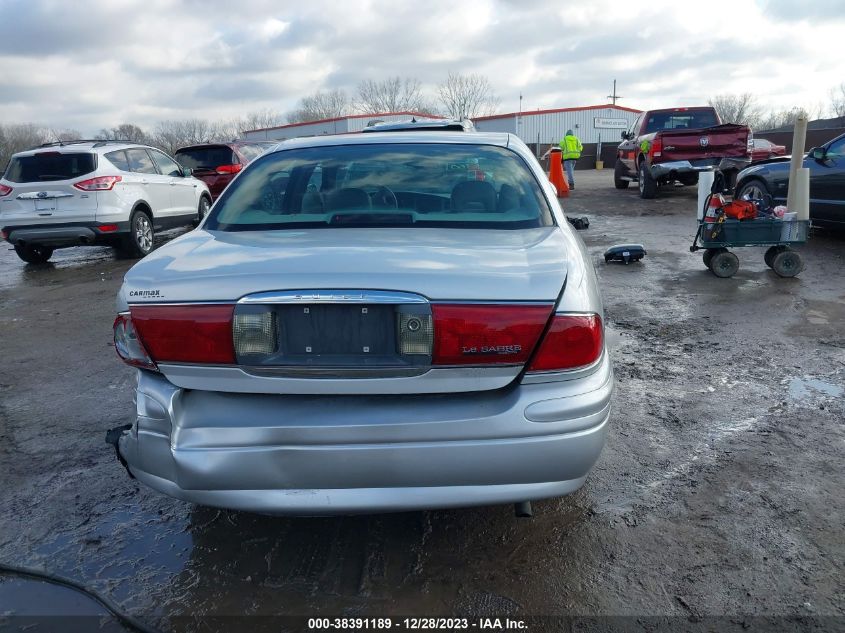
left=638, top=161, right=657, bottom=199
left=709, top=250, right=739, bottom=278
left=14, top=244, right=54, bottom=264
left=764, top=245, right=787, bottom=268
left=118, top=209, right=154, bottom=259
left=614, top=160, right=630, bottom=189
left=703, top=247, right=726, bottom=269
left=197, top=195, right=211, bottom=223
left=771, top=249, right=803, bottom=277
left=737, top=178, right=770, bottom=202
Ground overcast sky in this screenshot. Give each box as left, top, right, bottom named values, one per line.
left=1, top=0, right=843, bottom=133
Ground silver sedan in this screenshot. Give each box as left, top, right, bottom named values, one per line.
left=111, top=129, right=613, bottom=515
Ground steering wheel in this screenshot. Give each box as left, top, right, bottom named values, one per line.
left=373, top=186, right=398, bottom=209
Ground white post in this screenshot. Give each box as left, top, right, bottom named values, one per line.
left=794, top=168, right=811, bottom=221
left=697, top=171, right=715, bottom=220
left=786, top=116, right=808, bottom=212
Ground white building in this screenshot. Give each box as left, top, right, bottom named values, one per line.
left=474, top=104, right=641, bottom=146
left=242, top=111, right=444, bottom=142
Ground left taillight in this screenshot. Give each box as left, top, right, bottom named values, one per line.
left=74, top=175, right=122, bottom=191
left=129, top=304, right=236, bottom=364
left=0, top=184, right=12, bottom=197
left=649, top=137, right=663, bottom=159
left=113, top=313, right=156, bottom=370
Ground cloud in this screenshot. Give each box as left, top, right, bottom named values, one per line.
left=0, top=0, right=841, bottom=134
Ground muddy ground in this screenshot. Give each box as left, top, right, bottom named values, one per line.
left=1, top=170, right=843, bottom=632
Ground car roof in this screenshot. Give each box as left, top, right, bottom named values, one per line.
left=14, top=140, right=149, bottom=157
left=176, top=141, right=274, bottom=152
left=270, top=131, right=511, bottom=153
left=361, top=119, right=475, bottom=133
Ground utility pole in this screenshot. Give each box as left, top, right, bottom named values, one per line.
left=607, top=79, right=623, bottom=105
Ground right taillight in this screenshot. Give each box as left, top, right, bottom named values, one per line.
left=215, top=164, right=243, bottom=175
left=0, top=184, right=12, bottom=197
left=74, top=175, right=122, bottom=191
left=527, top=314, right=603, bottom=372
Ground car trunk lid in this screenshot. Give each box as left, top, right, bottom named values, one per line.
left=0, top=152, right=98, bottom=224
left=123, top=227, right=569, bottom=394
left=657, top=124, right=750, bottom=162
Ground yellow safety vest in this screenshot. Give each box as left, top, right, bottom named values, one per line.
left=559, top=135, right=583, bottom=160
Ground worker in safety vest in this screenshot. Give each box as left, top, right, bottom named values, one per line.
left=559, top=129, right=583, bottom=189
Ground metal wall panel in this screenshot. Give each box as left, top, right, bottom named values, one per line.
left=476, top=108, right=639, bottom=146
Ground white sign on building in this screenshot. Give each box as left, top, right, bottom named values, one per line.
left=594, top=117, right=629, bottom=129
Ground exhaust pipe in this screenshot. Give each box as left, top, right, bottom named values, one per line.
left=514, top=501, right=533, bottom=518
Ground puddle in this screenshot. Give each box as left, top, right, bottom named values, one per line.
left=785, top=375, right=843, bottom=402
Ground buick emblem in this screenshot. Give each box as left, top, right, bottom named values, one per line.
left=699, top=137, right=709, bottom=148
left=37, top=191, right=48, bottom=198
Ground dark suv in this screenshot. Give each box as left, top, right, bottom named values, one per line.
left=174, top=141, right=275, bottom=200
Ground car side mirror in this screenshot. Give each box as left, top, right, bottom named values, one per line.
left=182, top=167, right=193, bottom=177
left=621, top=131, right=628, bottom=140
left=810, top=147, right=826, bottom=161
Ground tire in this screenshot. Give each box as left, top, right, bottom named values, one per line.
left=737, top=178, right=770, bottom=202
left=703, top=247, right=726, bottom=269
left=614, top=160, right=630, bottom=189
left=709, top=250, right=739, bottom=278
left=764, top=245, right=787, bottom=268
left=197, top=196, right=211, bottom=223
left=14, top=244, right=54, bottom=264
left=638, top=161, right=657, bottom=199
left=119, top=209, right=155, bottom=259
left=771, top=249, right=804, bottom=278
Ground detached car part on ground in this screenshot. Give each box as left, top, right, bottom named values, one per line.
left=110, top=130, right=613, bottom=515
left=0, top=140, right=211, bottom=263
left=735, top=132, right=845, bottom=229
left=614, top=107, right=751, bottom=199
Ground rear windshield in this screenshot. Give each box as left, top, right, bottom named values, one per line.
left=175, top=146, right=237, bottom=170
left=205, top=143, right=554, bottom=231
left=643, top=110, right=719, bottom=133
left=4, top=152, right=97, bottom=183
left=237, top=144, right=270, bottom=162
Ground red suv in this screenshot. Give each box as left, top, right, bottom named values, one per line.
left=174, top=141, right=275, bottom=200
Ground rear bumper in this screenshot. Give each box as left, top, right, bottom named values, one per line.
left=2, top=221, right=128, bottom=247
left=650, top=157, right=750, bottom=179
left=117, top=354, right=614, bottom=515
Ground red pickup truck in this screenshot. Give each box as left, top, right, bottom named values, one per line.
left=614, top=107, right=751, bottom=199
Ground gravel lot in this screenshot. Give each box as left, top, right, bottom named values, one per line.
left=1, top=169, right=843, bottom=632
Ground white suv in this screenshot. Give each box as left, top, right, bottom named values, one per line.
left=0, top=140, right=212, bottom=263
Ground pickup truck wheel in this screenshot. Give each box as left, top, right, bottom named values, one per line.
left=638, top=161, right=657, bottom=199
left=118, top=209, right=155, bottom=259
left=14, top=244, right=54, bottom=264
left=614, top=160, right=630, bottom=189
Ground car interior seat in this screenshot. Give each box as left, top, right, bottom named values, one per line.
left=301, top=189, right=324, bottom=213
left=496, top=184, right=521, bottom=213
left=450, top=180, right=497, bottom=213
left=326, top=187, right=372, bottom=211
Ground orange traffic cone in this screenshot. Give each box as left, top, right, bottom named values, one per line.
left=548, top=148, right=570, bottom=197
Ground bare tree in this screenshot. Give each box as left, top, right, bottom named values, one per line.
left=95, top=123, right=149, bottom=143
left=755, top=107, right=812, bottom=131
left=355, top=77, right=433, bottom=114
left=286, top=89, right=351, bottom=123
left=830, top=83, right=845, bottom=118
left=707, top=93, right=763, bottom=127
left=218, top=109, right=285, bottom=138
left=437, top=72, right=500, bottom=120
left=49, top=128, right=82, bottom=142
left=151, top=119, right=218, bottom=154
left=0, top=123, right=51, bottom=170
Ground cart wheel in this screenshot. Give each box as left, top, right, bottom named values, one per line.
left=710, top=250, right=739, bottom=278
left=764, top=245, right=787, bottom=268
left=703, top=248, right=726, bottom=269
left=771, top=249, right=804, bottom=278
